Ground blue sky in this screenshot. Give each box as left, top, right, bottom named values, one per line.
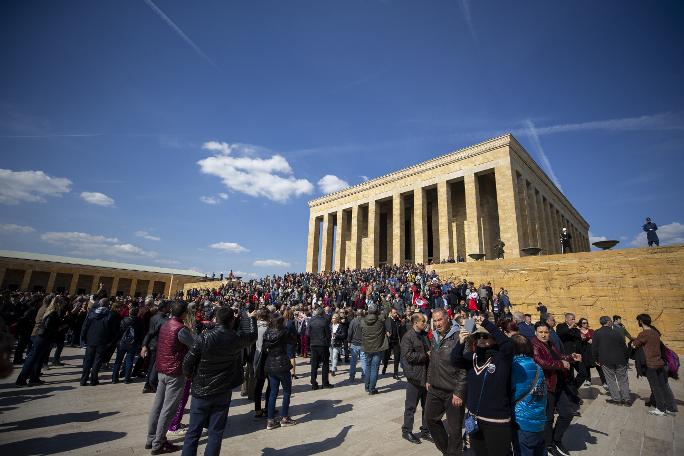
left=1, top=0, right=683, bottom=277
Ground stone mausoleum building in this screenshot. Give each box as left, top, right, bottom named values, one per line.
left=306, top=134, right=589, bottom=272
left=0, top=250, right=203, bottom=297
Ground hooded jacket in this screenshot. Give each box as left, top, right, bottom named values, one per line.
left=263, top=328, right=296, bottom=374
left=361, top=313, right=388, bottom=353
left=80, top=306, right=116, bottom=347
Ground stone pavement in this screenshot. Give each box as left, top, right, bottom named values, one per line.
left=0, top=347, right=682, bottom=456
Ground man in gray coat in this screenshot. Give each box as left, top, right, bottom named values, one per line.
left=592, top=316, right=632, bottom=405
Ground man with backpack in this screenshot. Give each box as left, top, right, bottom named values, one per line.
left=141, top=300, right=170, bottom=394
left=112, top=303, right=143, bottom=384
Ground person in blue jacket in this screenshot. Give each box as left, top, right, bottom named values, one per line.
left=510, top=334, right=547, bottom=456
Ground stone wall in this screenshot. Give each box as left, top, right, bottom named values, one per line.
left=433, top=245, right=684, bottom=353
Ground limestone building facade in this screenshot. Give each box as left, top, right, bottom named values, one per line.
left=306, top=134, right=589, bottom=272
left=0, top=250, right=203, bottom=297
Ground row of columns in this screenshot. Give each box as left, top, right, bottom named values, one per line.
left=0, top=266, right=163, bottom=296
left=515, top=173, right=588, bottom=254
left=307, top=168, right=507, bottom=272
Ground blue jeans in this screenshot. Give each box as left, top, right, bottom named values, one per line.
left=19, top=335, right=49, bottom=382
left=268, top=371, right=292, bottom=420
left=512, top=429, right=546, bottom=456
left=364, top=351, right=383, bottom=392
left=181, top=391, right=232, bottom=456
left=349, top=344, right=366, bottom=380
left=112, top=344, right=138, bottom=383
left=330, top=346, right=341, bottom=372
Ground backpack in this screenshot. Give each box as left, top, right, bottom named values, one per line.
left=661, top=343, right=680, bottom=380
left=120, top=323, right=136, bottom=347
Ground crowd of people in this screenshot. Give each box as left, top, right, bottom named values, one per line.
left=0, top=262, right=679, bottom=456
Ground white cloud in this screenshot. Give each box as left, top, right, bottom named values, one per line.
left=522, top=120, right=563, bottom=192
left=588, top=232, right=608, bottom=244
left=359, top=175, right=369, bottom=182
left=200, top=195, right=220, bottom=205
left=253, top=259, right=291, bottom=268
left=234, top=270, right=260, bottom=279
left=41, top=231, right=157, bottom=258
left=80, top=191, right=115, bottom=207
left=154, top=258, right=181, bottom=265
left=0, top=223, right=35, bottom=234
left=0, top=169, right=72, bottom=205
left=198, top=141, right=314, bottom=203
left=318, top=175, right=350, bottom=194
left=629, top=222, right=684, bottom=247
left=135, top=230, right=161, bottom=241
left=209, top=242, right=249, bottom=253
left=218, top=193, right=228, bottom=200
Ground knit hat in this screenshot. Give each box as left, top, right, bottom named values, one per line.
left=367, top=303, right=378, bottom=314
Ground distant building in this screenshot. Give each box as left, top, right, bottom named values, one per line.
left=0, top=250, right=203, bottom=297
left=306, top=134, right=589, bottom=272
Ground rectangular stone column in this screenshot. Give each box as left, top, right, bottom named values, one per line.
left=0, top=267, right=6, bottom=290
left=363, top=201, right=380, bottom=268
left=526, top=183, right=540, bottom=247
left=348, top=205, right=361, bottom=269
left=111, top=276, right=120, bottom=296
left=494, top=164, right=522, bottom=258
left=413, top=188, right=428, bottom=264
left=464, top=173, right=483, bottom=259
left=392, top=193, right=405, bottom=265
left=69, top=273, right=80, bottom=295
left=437, top=181, right=454, bottom=262
left=20, top=269, right=32, bottom=291
left=306, top=215, right=322, bottom=273
left=542, top=198, right=554, bottom=254
left=321, top=213, right=335, bottom=272
left=146, top=279, right=155, bottom=297
left=334, top=210, right=346, bottom=271
left=91, top=275, right=101, bottom=293
left=46, top=271, right=57, bottom=293
left=130, top=278, right=138, bottom=297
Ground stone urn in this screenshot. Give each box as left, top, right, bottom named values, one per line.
left=468, top=253, right=486, bottom=261
left=521, top=247, right=543, bottom=256
left=592, top=240, right=619, bottom=250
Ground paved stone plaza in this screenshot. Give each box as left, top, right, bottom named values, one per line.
left=0, top=347, right=682, bottom=456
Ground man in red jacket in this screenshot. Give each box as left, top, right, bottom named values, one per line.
left=145, top=301, right=195, bottom=455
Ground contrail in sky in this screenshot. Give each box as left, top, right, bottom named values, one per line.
left=143, top=0, right=218, bottom=68
left=524, top=119, right=563, bottom=192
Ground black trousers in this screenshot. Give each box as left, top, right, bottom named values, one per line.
left=310, top=346, right=330, bottom=386
left=470, top=420, right=512, bottom=456
left=383, top=342, right=401, bottom=375
left=254, top=374, right=272, bottom=412
left=144, top=349, right=158, bottom=389
left=545, top=386, right=577, bottom=446
left=646, top=367, right=675, bottom=412
left=81, top=345, right=108, bottom=385
left=425, top=389, right=464, bottom=456
left=402, top=381, right=428, bottom=434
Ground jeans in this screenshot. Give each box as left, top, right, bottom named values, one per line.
left=646, top=367, right=675, bottom=412
left=470, top=420, right=513, bottom=456
left=330, top=346, right=341, bottom=372
left=349, top=344, right=366, bottom=380
left=18, top=335, right=50, bottom=382
left=181, top=391, right=231, bottom=456
left=267, top=371, right=292, bottom=420
left=601, top=364, right=630, bottom=402
left=146, top=373, right=186, bottom=451
left=80, top=344, right=108, bottom=385
left=545, top=385, right=577, bottom=447
left=402, top=381, right=428, bottom=434
left=310, top=346, right=330, bottom=386
left=364, top=351, right=383, bottom=392
left=424, top=388, right=464, bottom=456
left=112, top=345, right=139, bottom=383
left=512, top=429, right=546, bottom=456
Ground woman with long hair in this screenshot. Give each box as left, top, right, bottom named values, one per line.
left=576, top=318, right=606, bottom=388
left=263, top=314, right=298, bottom=429
left=16, top=296, right=62, bottom=386
left=282, top=309, right=298, bottom=379
left=631, top=313, right=676, bottom=415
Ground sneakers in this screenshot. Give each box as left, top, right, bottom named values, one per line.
left=553, top=442, right=571, bottom=456
left=280, top=416, right=298, bottom=427
left=266, top=419, right=281, bottom=430
left=167, top=424, right=188, bottom=437
left=649, top=408, right=666, bottom=416
left=150, top=442, right=180, bottom=454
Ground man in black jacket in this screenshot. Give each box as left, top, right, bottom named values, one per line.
left=79, top=299, right=118, bottom=386
left=555, top=312, right=585, bottom=390
left=140, top=300, right=170, bottom=393
left=181, top=307, right=257, bottom=456
left=347, top=310, right=365, bottom=382
left=592, top=316, right=631, bottom=405
left=424, top=308, right=467, bottom=456
left=400, top=312, right=432, bottom=445
left=308, top=307, right=333, bottom=389
left=382, top=307, right=403, bottom=380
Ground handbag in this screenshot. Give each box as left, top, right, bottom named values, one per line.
left=464, top=371, right=487, bottom=435
left=514, top=365, right=542, bottom=405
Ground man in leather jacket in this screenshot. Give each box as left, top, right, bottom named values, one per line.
left=400, top=312, right=432, bottom=444
left=424, top=308, right=467, bottom=456
left=181, top=307, right=257, bottom=456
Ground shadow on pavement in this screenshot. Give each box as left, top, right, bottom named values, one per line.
left=0, top=386, right=76, bottom=407
left=0, top=430, right=127, bottom=455
left=0, top=410, right=119, bottom=432
left=260, top=425, right=352, bottom=455
left=563, top=423, right=609, bottom=452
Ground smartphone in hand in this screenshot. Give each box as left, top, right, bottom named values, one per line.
left=464, top=318, right=475, bottom=333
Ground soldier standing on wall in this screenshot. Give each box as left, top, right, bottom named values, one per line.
left=560, top=227, right=572, bottom=254
left=494, top=238, right=505, bottom=259
left=642, top=217, right=660, bottom=247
